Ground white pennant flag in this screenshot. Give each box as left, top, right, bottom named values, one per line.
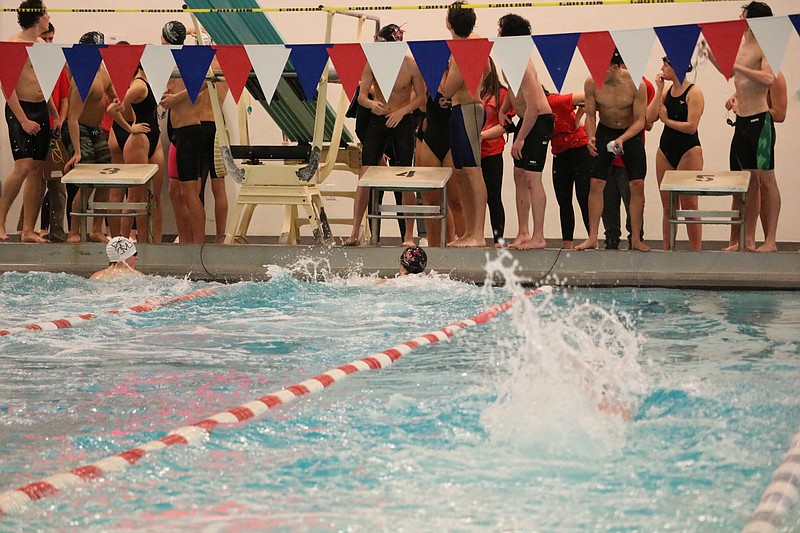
left=140, top=44, right=178, bottom=100
left=361, top=41, right=408, bottom=98
left=245, top=44, right=290, bottom=105
left=27, top=43, right=66, bottom=98
left=490, top=36, right=535, bottom=96
left=747, top=16, right=793, bottom=75
left=611, top=28, right=656, bottom=88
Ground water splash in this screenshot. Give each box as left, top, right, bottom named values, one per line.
left=479, top=249, right=651, bottom=456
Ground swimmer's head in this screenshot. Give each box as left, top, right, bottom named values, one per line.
left=400, top=246, right=427, bottom=275
left=376, top=24, right=405, bottom=42
left=610, top=48, right=624, bottom=68
left=662, top=56, right=693, bottom=74
left=741, top=1, right=772, bottom=19
left=79, top=31, right=104, bottom=45
left=447, top=1, right=476, bottom=38
left=162, top=20, right=187, bottom=45
left=106, top=237, right=137, bottom=264
left=17, top=0, right=46, bottom=30
left=497, top=13, right=531, bottom=37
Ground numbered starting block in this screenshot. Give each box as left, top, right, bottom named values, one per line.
left=62, top=163, right=159, bottom=243
left=357, top=166, right=452, bottom=246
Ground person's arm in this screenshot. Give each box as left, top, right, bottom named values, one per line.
left=480, top=96, right=505, bottom=142
left=108, top=81, right=150, bottom=134
left=65, top=83, right=85, bottom=169
left=510, top=67, right=542, bottom=160
left=659, top=85, right=704, bottom=135
left=615, top=82, right=646, bottom=146
left=767, top=71, right=787, bottom=123
left=385, top=59, right=426, bottom=128
left=357, top=65, right=386, bottom=116
left=440, top=58, right=462, bottom=99
left=733, top=54, right=775, bottom=88
left=583, top=77, right=598, bottom=156
left=646, top=75, right=665, bottom=126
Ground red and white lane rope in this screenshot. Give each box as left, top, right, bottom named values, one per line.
left=0, top=288, right=215, bottom=337
left=0, top=285, right=552, bottom=516
left=742, top=424, right=800, bottom=533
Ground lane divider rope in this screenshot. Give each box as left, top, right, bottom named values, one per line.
left=741, top=424, right=800, bottom=533
left=0, top=288, right=216, bottom=337
left=0, top=285, right=552, bottom=517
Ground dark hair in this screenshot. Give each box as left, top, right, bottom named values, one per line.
left=541, top=85, right=551, bottom=97
left=610, top=48, right=624, bottom=67
left=44, top=22, right=54, bottom=34
left=377, top=24, right=404, bottom=42
left=481, top=57, right=505, bottom=102
left=79, top=31, right=104, bottom=45
left=17, top=0, right=45, bottom=30
left=742, top=1, right=772, bottom=18
left=447, top=1, right=476, bottom=38
left=497, top=13, right=531, bottom=37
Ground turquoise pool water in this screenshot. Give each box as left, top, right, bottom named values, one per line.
left=0, top=259, right=799, bottom=532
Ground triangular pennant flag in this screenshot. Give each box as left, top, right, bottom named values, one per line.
left=64, top=44, right=105, bottom=102
left=577, top=31, right=616, bottom=90
left=212, top=45, right=252, bottom=104
left=490, top=36, right=535, bottom=96
left=447, top=38, right=493, bottom=98
left=698, top=20, right=747, bottom=80
left=244, top=44, right=290, bottom=104
left=407, top=40, right=451, bottom=99
left=100, top=44, right=145, bottom=102
left=0, top=42, right=32, bottom=100
left=327, top=43, right=367, bottom=101
left=140, top=44, right=176, bottom=100
left=611, top=28, right=656, bottom=88
left=171, top=46, right=217, bottom=103
left=27, top=43, right=66, bottom=100
left=790, top=14, right=800, bottom=36
left=532, top=33, right=579, bottom=93
left=654, top=24, right=702, bottom=83
left=361, top=41, right=408, bottom=98
left=288, top=43, right=331, bottom=101
left=747, top=16, right=793, bottom=75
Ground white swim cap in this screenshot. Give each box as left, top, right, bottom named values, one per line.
left=106, top=237, right=137, bottom=263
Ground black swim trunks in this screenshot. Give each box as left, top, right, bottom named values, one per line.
left=172, top=124, right=205, bottom=182
left=729, top=111, right=774, bottom=171
left=361, top=112, right=415, bottom=167
left=5, top=100, right=50, bottom=161
left=512, top=113, right=554, bottom=172
left=61, top=122, right=112, bottom=164
left=591, top=123, right=647, bottom=181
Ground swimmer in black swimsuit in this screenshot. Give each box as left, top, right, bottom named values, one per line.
left=647, top=57, right=704, bottom=251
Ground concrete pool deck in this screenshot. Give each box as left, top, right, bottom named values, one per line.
left=1, top=241, right=798, bottom=289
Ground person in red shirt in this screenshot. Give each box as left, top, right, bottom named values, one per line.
left=546, top=89, right=590, bottom=249
left=479, top=59, right=509, bottom=246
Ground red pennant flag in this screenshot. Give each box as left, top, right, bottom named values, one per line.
left=699, top=19, right=747, bottom=81
left=577, top=31, right=616, bottom=91
left=447, top=38, right=493, bottom=99
left=212, top=45, right=252, bottom=104
left=100, top=44, right=145, bottom=102
left=327, top=43, right=367, bottom=101
left=0, top=42, right=33, bottom=100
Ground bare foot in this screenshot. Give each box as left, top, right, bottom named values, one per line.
left=721, top=243, right=738, bottom=252
left=402, top=240, right=415, bottom=247
left=575, top=238, right=599, bottom=251
left=21, top=231, right=49, bottom=243
left=493, top=242, right=504, bottom=249
left=507, top=234, right=531, bottom=249
left=449, top=237, right=486, bottom=248
left=755, top=243, right=778, bottom=252
left=0, top=227, right=8, bottom=241
left=89, top=232, right=109, bottom=243
left=215, top=236, right=225, bottom=244
left=630, top=241, right=651, bottom=252
left=343, top=236, right=360, bottom=247
left=562, top=241, right=574, bottom=249
left=515, top=238, right=546, bottom=250
left=66, top=233, right=81, bottom=243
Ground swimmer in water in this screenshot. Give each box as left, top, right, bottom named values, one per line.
left=376, top=245, right=428, bottom=284
left=90, top=236, right=144, bottom=280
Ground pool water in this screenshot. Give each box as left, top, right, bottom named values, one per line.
left=0, top=257, right=799, bottom=532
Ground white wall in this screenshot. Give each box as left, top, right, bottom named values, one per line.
left=2, top=0, right=798, bottom=244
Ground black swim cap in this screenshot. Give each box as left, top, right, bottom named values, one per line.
left=162, top=20, right=187, bottom=45
left=377, top=24, right=405, bottom=42
left=79, top=31, right=104, bottom=45
left=400, top=246, right=427, bottom=274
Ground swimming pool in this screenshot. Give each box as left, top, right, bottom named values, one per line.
left=1, top=257, right=799, bottom=531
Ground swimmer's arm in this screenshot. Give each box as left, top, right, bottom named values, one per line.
left=618, top=83, right=646, bottom=143
left=66, top=84, right=86, bottom=167
left=768, top=72, right=787, bottom=123
left=733, top=55, right=775, bottom=88
left=664, top=85, right=704, bottom=135
left=645, top=83, right=664, bottom=126
left=583, top=77, right=598, bottom=154
left=439, top=58, right=462, bottom=99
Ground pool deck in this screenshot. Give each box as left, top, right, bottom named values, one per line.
left=1, top=240, right=798, bottom=289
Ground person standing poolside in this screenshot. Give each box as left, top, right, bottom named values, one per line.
left=479, top=58, right=508, bottom=247
left=345, top=24, right=425, bottom=247
left=497, top=13, right=553, bottom=250
left=90, top=236, right=143, bottom=280
left=63, top=31, right=117, bottom=244
left=707, top=1, right=779, bottom=252
left=0, top=0, right=60, bottom=243
left=440, top=2, right=490, bottom=248
left=575, top=49, right=649, bottom=252
left=646, top=57, right=704, bottom=251
left=546, top=88, right=590, bottom=249
left=159, top=21, right=207, bottom=244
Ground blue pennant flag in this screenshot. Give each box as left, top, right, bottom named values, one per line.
left=63, top=44, right=106, bottom=102
left=171, top=46, right=217, bottom=103
left=408, top=40, right=451, bottom=100
left=790, top=14, right=800, bottom=36
left=532, top=33, right=579, bottom=93
left=288, top=44, right=332, bottom=101
left=654, top=24, right=702, bottom=83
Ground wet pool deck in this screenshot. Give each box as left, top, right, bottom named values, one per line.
left=1, top=240, right=798, bottom=289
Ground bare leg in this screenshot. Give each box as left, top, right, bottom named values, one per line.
left=211, top=177, right=228, bottom=244
left=449, top=166, right=487, bottom=248
left=575, top=178, right=606, bottom=250
left=0, top=160, right=36, bottom=240
left=169, top=178, right=191, bottom=244
left=345, top=183, right=370, bottom=246
left=676, top=147, right=704, bottom=251
left=628, top=179, right=650, bottom=252
left=513, top=169, right=546, bottom=250
left=401, top=190, right=416, bottom=246
left=180, top=179, right=205, bottom=244
left=754, top=169, right=780, bottom=252
left=508, top=167, right=532, bottom=248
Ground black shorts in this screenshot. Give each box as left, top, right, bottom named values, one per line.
left=361, top=113, right=415, bottom=167
left=591, top=123, right=647, bottom=181
left=512, top=113, right=553, bottom=172
left=172, top=124, right=205, bottom=182
left=5, top=101, right=50, bottom=161
left=730, top=111, right=774, bottom=171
